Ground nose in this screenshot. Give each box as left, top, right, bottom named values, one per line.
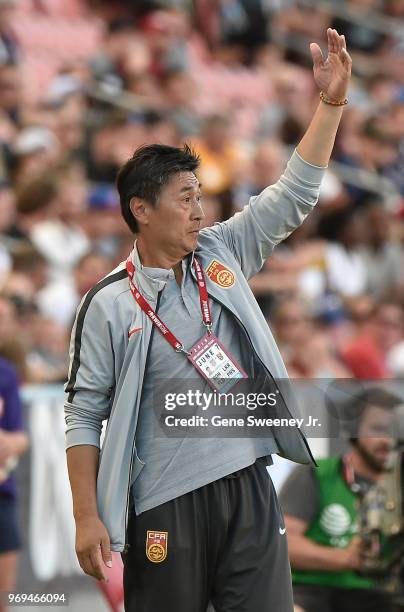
left=191, top=199, right=205, bottom=221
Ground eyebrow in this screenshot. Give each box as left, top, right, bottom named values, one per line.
left=179, top=183, right=202, bottom=194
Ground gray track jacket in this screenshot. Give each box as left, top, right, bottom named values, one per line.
left=64, top=150, right=325, bottom=552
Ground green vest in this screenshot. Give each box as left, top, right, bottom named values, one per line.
left=292, top=455, right=375, bottom=589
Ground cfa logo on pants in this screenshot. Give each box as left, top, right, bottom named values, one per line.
left=146, top=530, right=168, bottom=563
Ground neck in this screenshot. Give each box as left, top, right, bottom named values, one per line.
left=18, top=214, right=43, bottom=232
left=136, top=236, right=185, bottom=285
left=345, top=449, right=381, bottom=482
left=136, top=236, right=183, bottom=270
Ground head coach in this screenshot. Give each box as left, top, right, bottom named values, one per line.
left=65, top=29, right=352, bottom=612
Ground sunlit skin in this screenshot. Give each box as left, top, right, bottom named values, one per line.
left=130, top=171, right=204, bottom=284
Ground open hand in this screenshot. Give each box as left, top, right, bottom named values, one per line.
left=310, top=28, right=352, bottom=102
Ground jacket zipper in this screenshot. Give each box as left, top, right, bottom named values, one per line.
left=123, top=290, right=162, bottom=553
left=206, top=293, right=319, bottom=468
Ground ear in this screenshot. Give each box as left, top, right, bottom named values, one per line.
left=130, top=197, right=149, bottom=227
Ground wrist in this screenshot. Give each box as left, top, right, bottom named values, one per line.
left=320, top=91, right=348, bottom=106
left=74, top=508, right=99, bottom=521
left=334, top=547, right=356, bottom=571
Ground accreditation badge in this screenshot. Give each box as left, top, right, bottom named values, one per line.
left=188, top=333, right=248, bottom=393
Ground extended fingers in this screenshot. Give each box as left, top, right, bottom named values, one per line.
left=310, top=42, right=324, bottom=68
left=77, top=551, right=95, bottom=578
left=334, top=31, right=352, bottom=71
left=78, top=547, right=108, bottom=581
left=327, top=27, right=352, bottom=68
left=89, top=547, right=108, bottom=581
left=341, top=34, right=347, bottom=50
left=327, top=28, right=337, bottom=54
left=327, top=28, right=345, bottom=54
left=339, top=36, right=352, bottom=67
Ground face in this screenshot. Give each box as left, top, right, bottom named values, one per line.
left=0, top=297, right=17, bottom=340
left=164, top=72, right=195, bottom=108
left=339, top=213, right=367, bottom=248
left=57, top=172, right=88, bottom=217
left=363, top=136, right=398, bottom=168
left=373, top=304, right=403, bottom=351
left=0, top=64, right=21, bottom=110
left=356, top=405, right=395, bottom=472
left=0, top=187, right=15, bottom=231
left=134, top=171, right=204, bottom=257
left=367, top=205, right=390, bottom=244
left=275, top=301, right=311, bottom=346
left=75, top=255, right=110, bottom=296
left=254, top=142, right=284, bottom=185
left=203, top=119, right=230, bottom=151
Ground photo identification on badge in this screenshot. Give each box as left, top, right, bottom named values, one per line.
left=188, top=333, right=248, bottom=394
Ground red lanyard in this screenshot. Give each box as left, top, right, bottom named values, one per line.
left=126, top=255, right=212, bottom=353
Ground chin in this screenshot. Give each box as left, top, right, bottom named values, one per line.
left=187, top=235, right=199, bottom=250
left=177, top=243, right=194, bottom=258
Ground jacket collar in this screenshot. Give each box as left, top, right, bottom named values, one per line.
left=129, top=241, right=233, bottom=304
left=129, top=241, right=197, bottom=300
left=129, top=241, right=165, bottom=299
left=129, top=242, right=239, bottom=322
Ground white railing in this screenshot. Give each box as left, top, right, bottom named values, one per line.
left=21, top=385, right=81, bottom=581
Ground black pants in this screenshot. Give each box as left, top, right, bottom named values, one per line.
left=292, top=583, right=395, bottom=612
left=122, top=458, right=294, bottom=612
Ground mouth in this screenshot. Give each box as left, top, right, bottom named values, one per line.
left=375, top=448, right=391, bottom=460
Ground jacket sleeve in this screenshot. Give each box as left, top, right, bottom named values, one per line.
left=204, top=150, right=326, bottom=279
left=64, top=293, right=115, bottom=451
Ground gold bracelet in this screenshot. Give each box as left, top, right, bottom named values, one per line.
left=320, top=91, right=348, bottom=106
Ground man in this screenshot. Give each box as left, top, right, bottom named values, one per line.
left=280, top=388, right=400, bottom=612
left=65, top=29, right=352, bottom=612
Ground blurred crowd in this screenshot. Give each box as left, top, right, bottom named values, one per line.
left=0, top=0, right=403, bottom=385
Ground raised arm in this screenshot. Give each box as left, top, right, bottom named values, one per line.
left=297, top=28, right=352, bottom=166
left=203, top=28, right=352, bottom=280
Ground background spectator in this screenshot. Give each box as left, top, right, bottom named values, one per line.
left=0, top=356, right=29, bottom=609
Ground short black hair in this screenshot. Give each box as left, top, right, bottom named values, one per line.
left=348, top=387, right=400, bottom=444
left=116, top=143, right=200, bottom=234
left=318, top=205, right=364, bottom=242
left=357, top=388, right=400, bottom=415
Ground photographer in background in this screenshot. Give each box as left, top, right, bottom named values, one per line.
left=280, top=388, right=400, bottom=612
